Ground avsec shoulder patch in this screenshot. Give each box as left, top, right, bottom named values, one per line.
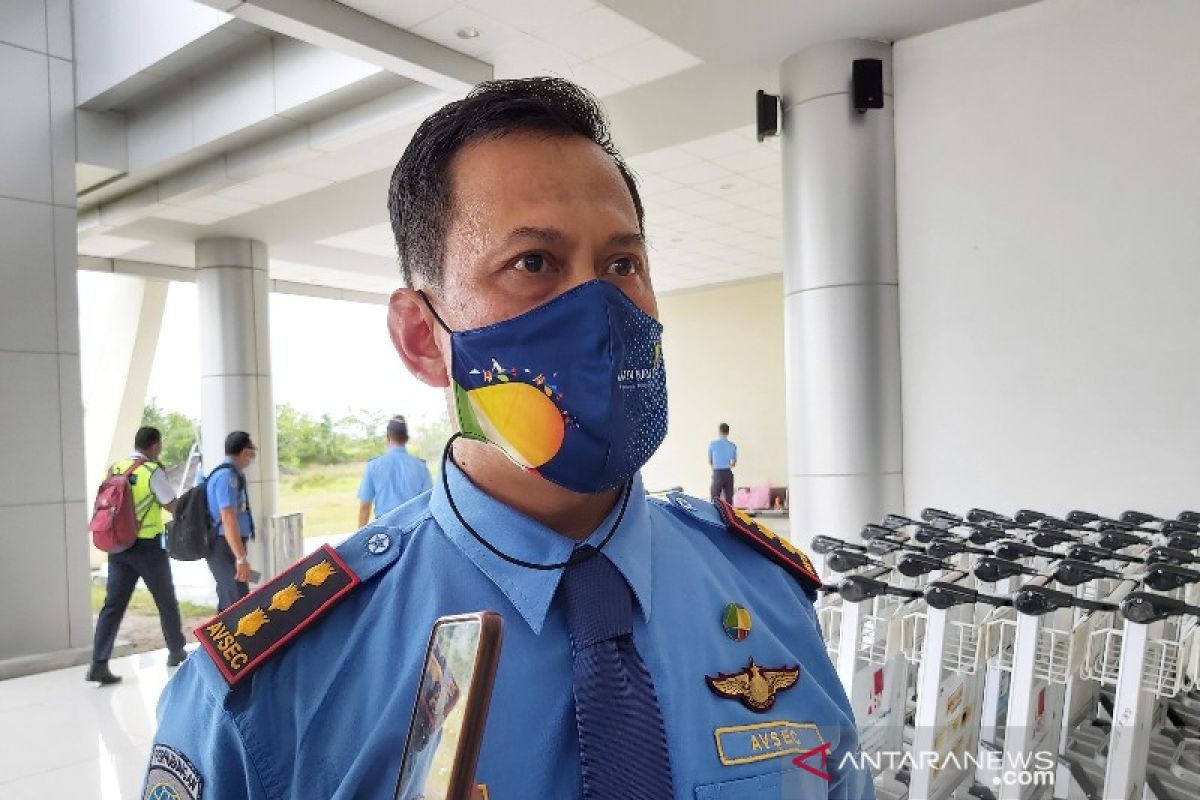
left=195, top=544, right=359, bottom=686
left=714, top=498, right=822, bottom=595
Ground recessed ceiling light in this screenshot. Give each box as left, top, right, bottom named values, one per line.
left=457, top=26, right=480, bottom=39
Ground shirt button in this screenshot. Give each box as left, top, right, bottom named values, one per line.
left=366, top=532, right=391, bottom=555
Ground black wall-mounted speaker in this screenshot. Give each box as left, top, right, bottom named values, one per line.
left=756, top=90, right=779, bottom=141
left=852, top=59, right=884, bottom=112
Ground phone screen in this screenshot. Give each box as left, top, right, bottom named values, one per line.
left=394, top=613, right=502, bottom=800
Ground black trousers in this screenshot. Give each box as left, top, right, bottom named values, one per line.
left=92, top=537, right=186, bottom=662
left=711, top=468, right=735, bottom=504
left=206, top=536, right=250, bottom=611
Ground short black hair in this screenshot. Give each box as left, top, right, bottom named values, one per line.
left=225, top=431, right=255, bottom=456
left=387, top=77, right=644, bottom=289
left=135, top=426, right=162, bottom=451
left=386, top=416, right=408, bottom=443
left=719, top=423, right=730, bottom=435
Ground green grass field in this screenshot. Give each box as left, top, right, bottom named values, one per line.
left=90, top=583, right=214, bottom=617
left=279, top=461, right=367, bottom=537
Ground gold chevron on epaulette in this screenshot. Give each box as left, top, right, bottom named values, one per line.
left=195, top=544, right=359, bottom=686
left=714, top=498, right=821, bottom=591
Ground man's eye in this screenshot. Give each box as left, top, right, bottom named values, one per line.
left=512, top=254, right=548, bottom=273
left=607, top=257, right=639, bottom=277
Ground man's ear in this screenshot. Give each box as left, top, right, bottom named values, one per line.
left=388, top=289, right=450, bottom=388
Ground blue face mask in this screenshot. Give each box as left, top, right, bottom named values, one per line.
left=422, top=281, right=668, bottom=494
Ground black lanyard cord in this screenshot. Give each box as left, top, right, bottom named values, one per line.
left=439, top=433, right=630, bottom=571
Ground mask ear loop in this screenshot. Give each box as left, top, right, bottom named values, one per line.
left=440, top=433, right=630, bottom=571
left=416, top=290, right=453, bottom=333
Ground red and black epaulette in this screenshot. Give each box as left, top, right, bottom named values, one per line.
left=714, top=498, right=822, bottom=595
left=195, top=544, right=359, bottom=686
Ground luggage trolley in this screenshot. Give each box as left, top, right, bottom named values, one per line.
left=1099, top=581, right=1200, bottom=799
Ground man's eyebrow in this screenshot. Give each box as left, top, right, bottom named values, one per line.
left=499, top=227, right=646, bottom=248
left=503, top=226, right=568, bottom=245
left=606, top=232, right=646, bottom=248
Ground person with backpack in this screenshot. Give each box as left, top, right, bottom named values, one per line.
left=87, top=426, right=188, bottom=685
left=204, top=431, right=257, bottom=611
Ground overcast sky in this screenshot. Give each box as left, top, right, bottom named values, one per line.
left=79, top=273, right=446, bottom=427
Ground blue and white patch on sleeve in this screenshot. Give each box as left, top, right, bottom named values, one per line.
left=143, top=744, right=203, bottom=799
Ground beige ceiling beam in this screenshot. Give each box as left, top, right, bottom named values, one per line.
left=78, top=256, right=388, bottom=305
left=199, top=0, right=492, bottom=93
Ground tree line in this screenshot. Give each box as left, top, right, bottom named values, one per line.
left=141, top=400, right=451, bottom=469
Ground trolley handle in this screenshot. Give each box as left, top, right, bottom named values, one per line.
left=1030, top=527, right=1082, bottom=548
left=896, top=552, right=954, bottom=578
left=1053, top=559, right=1122, bottom=587
left=1141, top=563, right=1200, bottom=592
left=921, top=507, right=962, bottom=525
left=927, top=539, right=994, bottom=559
left=914, top=524, right=957, bottom=544
left=994, top=540, right=1061, bottom=562
left=1144, top=545, right=1199, bottom=566
left=966, top=524, right=1011, bottom=546
left=1067, top=543, right=1144, bottom=564
left=1096, top=528, right=1151, bottom=551
left=1013, top=583, right=1117, bottom=616
left=966, top=508, right=1013, bottom=525
left=1014, top=508, right=1052, bottom=526
left=827, top=548, right=884, bottom=573
left=1177, top=511, right=1200, bottom=525
left=837, top=572, right=922, bottom=603
left=1120, top=591, right=1200, bottom=624
left=925, top=581, right=1012, bottom=610
left=1067, top=509, right=1114, bottom=527
left=1166, top=530, right=1200, bottom=552
left=1121, top=510, right=1163, bottom=526
left=811, top=535, right=866, bottom=555
left=973, top=556, right=1039, bottom=583
left=1161, top=519, right=1200, bottom=535
left=880, top=514, right=921, bottom=530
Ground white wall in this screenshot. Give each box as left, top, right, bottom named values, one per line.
left=894, top=0, right=1200, bottom=518
left=641, top=276, right=788, bottom=499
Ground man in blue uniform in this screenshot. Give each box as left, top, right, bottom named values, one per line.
left=709, top=422, right=738, bottom=504
left=203, top=431, right=257, bottom=611
left=357, top=415, right=432, bottom=526
left=145, top=78, right=873, bottom=800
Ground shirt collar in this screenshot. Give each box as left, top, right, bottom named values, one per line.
left=429, top=460, right=653, bottom=635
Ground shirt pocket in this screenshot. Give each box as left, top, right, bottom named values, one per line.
left=694, top=764, right=829, bottom=800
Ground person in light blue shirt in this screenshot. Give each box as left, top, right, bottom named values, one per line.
left=357, top=415, right=432, bottom=526
left=709, top=422, right=738, bottom=504
left=144, top=78, right=872, bottom=800
left=204, top=431, right=256, bottom=611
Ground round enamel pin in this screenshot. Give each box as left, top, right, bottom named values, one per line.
left=722, top=602, right=752, bottom=641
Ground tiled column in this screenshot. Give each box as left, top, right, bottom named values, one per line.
left=196, top=238, right=279, bottom=578
left=0, top=0, right=92, bottom=665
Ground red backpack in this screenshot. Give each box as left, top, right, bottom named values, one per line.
left=89, top=458, right=147, bottom=553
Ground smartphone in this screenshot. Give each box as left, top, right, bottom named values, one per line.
left=394, top=612, right=503, bottom=800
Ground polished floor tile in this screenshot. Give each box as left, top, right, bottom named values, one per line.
left=0, top=646, right=188, bottom=799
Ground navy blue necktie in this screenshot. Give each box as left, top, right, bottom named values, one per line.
left=560, top=548, right=675, bottom=799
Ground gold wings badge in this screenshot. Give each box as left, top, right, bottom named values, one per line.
left=706, top=658, right=800, bottom=712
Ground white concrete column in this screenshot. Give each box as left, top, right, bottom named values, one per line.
left=83, top=276, right=168, bottom=500
left=780, top=40, right=903, bottom=544
left=196, top=238, right=279, bottom=577
left=0, top=0, right=92, bottom=670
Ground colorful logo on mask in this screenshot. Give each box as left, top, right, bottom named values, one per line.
left=454, top=358, right=568, bottom=470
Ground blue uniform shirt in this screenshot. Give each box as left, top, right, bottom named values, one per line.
left=710, top=437, right=738, bottom=470
left=149, top=462, right=872, bottom=800
left=357, top=446, right=432, bottom=518
left=206, top=459, right=252, bottom=539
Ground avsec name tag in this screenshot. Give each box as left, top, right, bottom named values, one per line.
left=713, top=720, right=824, bottom=766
